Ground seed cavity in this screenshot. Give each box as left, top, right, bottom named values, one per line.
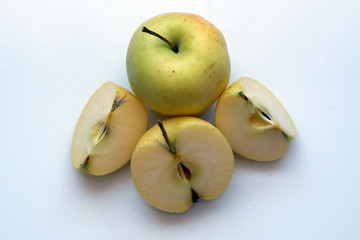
left=261, top=110, right=272, bottom=121
left=91, top=121, right=108, bottom=143
left=249, top=109, right=274, bottom=128
left=178, top=162, right=191, bottom=181
left=97, top=124, right=108, bottom=141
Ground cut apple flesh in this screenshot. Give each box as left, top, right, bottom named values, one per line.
left=131, top=117, right=234, bottom=213
left=215, top=77, right=296, bottom=161
left=239, top=77, right=296, bottom=139
left=71, top=82, right=148, bottom=175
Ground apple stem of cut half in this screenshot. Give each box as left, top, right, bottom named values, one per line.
left=142, top=27, right=179, bottom=53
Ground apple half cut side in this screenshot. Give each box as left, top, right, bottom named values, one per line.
left=131, top=117, right=234, bottom=213
left=71, top=82, right=148, bottom=176
left=215, top=77, right=296, bottom=161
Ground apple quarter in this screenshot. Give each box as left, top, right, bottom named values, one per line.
left=215, top=77, right=296, bottom=161
left=71, top=82, right=148, bottom=176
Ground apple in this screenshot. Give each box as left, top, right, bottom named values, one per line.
left=126, top=12, right=231, bottom=116
left=131, top=117, right=234, bottom=213
left=71, top=82, right=148, bottom=176
left=215, top=77, right=296, bottom=161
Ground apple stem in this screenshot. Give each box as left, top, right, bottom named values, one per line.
left=157, top=120, right=176, bottom=154
left=142, top=27, right=179, bottom=53
left=111, top=95, right=127, bottom=112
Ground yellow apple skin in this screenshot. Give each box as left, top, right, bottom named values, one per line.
left=71, top=82, right=148, bottom=176
left=126, top=12, right=231, bottom=116
left=131, top=117, right=234, bottom=213
left=215, top=78, right=296, bottom=161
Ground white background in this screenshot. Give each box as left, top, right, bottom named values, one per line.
left=1, top=0, right=360, bottom=239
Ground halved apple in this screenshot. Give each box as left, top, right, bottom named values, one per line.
left=215, top=77, right=296, bottom=161
left=131, top=117, right=234, bottom=213
left=71, top=82, right=148, bottom=176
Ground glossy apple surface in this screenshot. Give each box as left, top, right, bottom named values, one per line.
left=126, top=12, right=231, bottom=116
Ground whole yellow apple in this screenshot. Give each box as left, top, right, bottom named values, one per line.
left=126, top=12, right=231, bottom=116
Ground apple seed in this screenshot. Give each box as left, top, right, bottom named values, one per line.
left=178, top=162, right=192, bottom=181
left=260, top=110, right=272, bottom=121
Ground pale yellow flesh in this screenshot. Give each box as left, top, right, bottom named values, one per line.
left=131, top=117, right=234, bottom=213
left=130, top=144, right=192, bottom=213
left=71, top=82, right=148, bottom=176
left=239, top=77, right=296, bottom=138
left=175, top=124, right=234, bottom=199
left=215, top=77, right=296, bottom=161
left=71, top=82, right=116, bottom=169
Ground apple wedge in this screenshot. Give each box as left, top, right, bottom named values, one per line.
left=215, top=77, right=296, bottom=161
left=71, top=82, right=148, bottom=176
left=131, top=117, right=234, bottom=213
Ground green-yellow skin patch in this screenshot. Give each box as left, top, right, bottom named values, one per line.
left=126, top=12, right=231, bottom=116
